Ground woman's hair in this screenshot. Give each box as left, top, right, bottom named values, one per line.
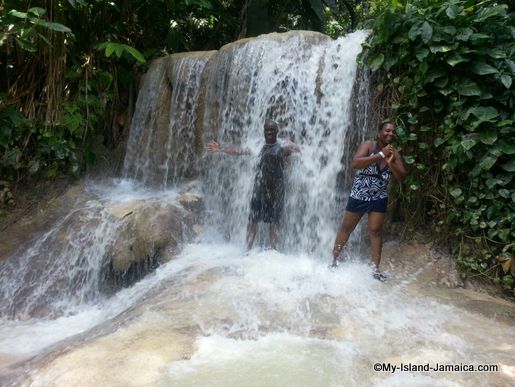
left=378, top=121, right=394, bottom=131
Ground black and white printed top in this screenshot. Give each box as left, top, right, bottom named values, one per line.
left=349, top=146, right=392, bottom=201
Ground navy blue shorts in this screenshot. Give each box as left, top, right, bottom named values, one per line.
left=346, top=196, right=388, bottom=213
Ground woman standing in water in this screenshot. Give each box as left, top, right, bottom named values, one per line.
left=330, top=122, right=407, bottom=281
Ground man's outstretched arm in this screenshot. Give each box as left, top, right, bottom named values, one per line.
left=282, top=140, right=302, bottom=156
left=206, top=141, right=251, bottom=156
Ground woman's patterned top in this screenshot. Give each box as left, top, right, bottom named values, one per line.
left=349, top=145, right=392, bottom=201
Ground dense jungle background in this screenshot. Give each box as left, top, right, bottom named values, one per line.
left=1, top=0, right=514, bottom=295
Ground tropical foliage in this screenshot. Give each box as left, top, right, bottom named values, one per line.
left=0, top=0, right=361, bottom=190
left=363, top=0, right=515, bottom=292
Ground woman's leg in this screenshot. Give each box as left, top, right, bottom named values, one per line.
left=331, top=211, right=363, bottom=266
left=367, top=212, right=386, bottom=271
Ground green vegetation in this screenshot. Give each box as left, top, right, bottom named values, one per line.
left=363, top=0, right=514, bottom=292
left=0, top=0, right=360, bottom=191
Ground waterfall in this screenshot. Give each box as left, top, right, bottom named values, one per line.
left=123, top=53, right=215, bottom=188
left=201, top=30, right=370, bottom=255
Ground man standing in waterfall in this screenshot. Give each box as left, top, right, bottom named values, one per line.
left=206, top=119, right=301, bottom=251
left=330, top=121, right=407, bottom=281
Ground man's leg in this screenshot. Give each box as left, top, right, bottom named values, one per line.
left=246, top=222, right=258, bottom=250
left=367, top=212, right=386, bottom=271
left=270, top=223, right=278, bottom=250
left=331, top=211, right=363, bottom=266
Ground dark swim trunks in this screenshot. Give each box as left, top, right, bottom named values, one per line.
left=249, top=189, right=284, bottom=223
left=248, top=143, right=285, bottom=224
left=346, top=196, right=388, bottom=213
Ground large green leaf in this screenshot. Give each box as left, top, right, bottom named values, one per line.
left=420, top=21, right=433, bottom=43
left=446, top=53, right=466, bottom=66
left=467, top=106, right=499, bottom=122
left=450, top=188, right=462, bottom=198
left=415, top=47, right=429, bottom=61
left=457, top=79, right=481, bottom=96
left=475, top=5, right=507, bottom=22
left=479, top=128, right=498, bottom=145
left=368, top=53, right=384, bottom=71
left=9, top=10, right=28, bottom=19
left=429, top=45, right=451, bottom=53
left=470, top=62, right=498, bottom=75
left=123, top=45, right=146, bottom=63
left=498, top=140, right=515, bottom=155
left=456, top=27, right=473, bottom=41
left=479, top=156, right=497, bottom=171
left=461, top=138, right=476, bottom=150
left=27, top=7, right=46, bottom=17
left=502, top=160, right=515, bottom=172
left=500, top=75, right=512, bottom=89
left=33, top=19, right=72, bottom=33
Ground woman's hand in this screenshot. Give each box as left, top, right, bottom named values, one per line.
left=381, top=144, right=393, bottom=158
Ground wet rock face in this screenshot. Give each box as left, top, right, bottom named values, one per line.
left=102, top=186, right=204, bottom=291
left=0, top=182, right=204, bottom=319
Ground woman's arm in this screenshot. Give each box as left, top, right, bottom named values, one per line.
left=386, top=149, right=407, bottom=182
left=350, top=141, right=383, bottom=169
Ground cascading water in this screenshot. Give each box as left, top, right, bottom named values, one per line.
left=0, top=203, right=123, bottom=319
left=202, top=31, right=370, bottom=254
left=123, top=52, right=214, bottom=188
left=0, top=31, right=513, bottom=386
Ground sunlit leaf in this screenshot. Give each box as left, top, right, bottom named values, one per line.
left=450, top=188, right=462, bottom=198
left=9, top=10, right=28, bottom=19
left=28, top=7, right=46, bottom=17
left=446, top=53, right=466, bottom=66
left=429, top=45, right=451, bottom=53
left=500, top=75, right=512, bottom=89
left=105, top=43, right=115, bottom=57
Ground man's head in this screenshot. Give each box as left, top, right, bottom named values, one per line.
left=264, top=119, right=279, bottom=144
